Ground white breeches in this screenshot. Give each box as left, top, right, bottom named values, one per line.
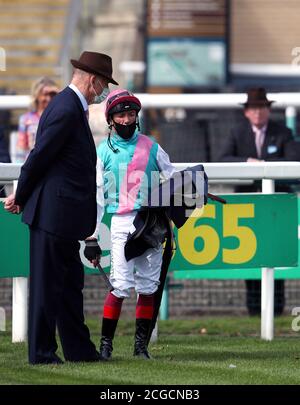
left=110, top=212, right=162, bottom=298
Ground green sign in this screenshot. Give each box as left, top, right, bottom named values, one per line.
left=174, top=194, right=300, bottom=280
left=173, top=267, right=300, bottom=280
left=0, top=194, right=298, bottom=278
left=0, top=207, right=29, bottom=277
left=170, top=194, right=298, bottom=270
left=0, top=207, right=112, bottom=278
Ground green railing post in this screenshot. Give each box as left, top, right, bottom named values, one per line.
left=159, top=276, right=169, bottom=320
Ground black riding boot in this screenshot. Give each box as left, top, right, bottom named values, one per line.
left=133, top=318, right=152, bottom=360
left=99, top=318, right=118, bottom=361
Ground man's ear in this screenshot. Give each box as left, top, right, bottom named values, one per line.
left=91, top=74, right=96, bottom=85
left=86, top=75, right=94, bottom=94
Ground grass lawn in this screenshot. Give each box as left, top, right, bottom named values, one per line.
left=0, top=316, right=300, bottom=385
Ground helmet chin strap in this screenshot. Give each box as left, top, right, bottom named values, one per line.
left=107, top=124, right=119, bottom=153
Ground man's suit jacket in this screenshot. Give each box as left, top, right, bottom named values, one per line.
left=219, top=119, right=299, bottom=162
left=15, top=87, right=97, bottom=240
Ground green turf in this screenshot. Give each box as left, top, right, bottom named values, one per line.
left=0, top=316, right=300, bottom=385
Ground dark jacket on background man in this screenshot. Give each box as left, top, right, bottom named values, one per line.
left=219, top=119, right=298, bottom=163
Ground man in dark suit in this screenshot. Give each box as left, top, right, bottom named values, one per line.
left=219, top=87, right=298, bottom=316
left=4, top=51, right=118, bottom=364
left=219, top=87, right=298, bottom=187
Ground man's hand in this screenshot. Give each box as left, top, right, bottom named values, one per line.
left=3, top=193, right=22, bottom=214
left=84, top=238, right=102, bottom=267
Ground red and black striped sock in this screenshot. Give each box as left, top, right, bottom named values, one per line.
left=103, top=291, right=124, bottom=320
left=136, top=294, right=154, bottom=320
left=101, top=292, right=124, bottom=339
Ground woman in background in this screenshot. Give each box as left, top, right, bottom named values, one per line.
left=17, top=77, right=59, bottom=162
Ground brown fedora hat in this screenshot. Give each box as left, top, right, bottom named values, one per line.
left=242, top=87, right=274, bottom=107
left=71, top=51, right=118, bottom=85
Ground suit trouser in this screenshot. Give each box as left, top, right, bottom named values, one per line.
left=28, top=227, right=98, bottom=363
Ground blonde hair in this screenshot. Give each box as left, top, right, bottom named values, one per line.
left=30, top=76, right=58, bottom=111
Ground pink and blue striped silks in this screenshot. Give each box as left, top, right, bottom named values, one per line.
left=97, top=131, right=160, bottom=214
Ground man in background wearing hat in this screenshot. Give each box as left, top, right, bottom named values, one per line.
left=219, top=87, right=299, bottom=316
left=219, top=87, right=298, bottom=167
left=4, top=51, right=118, bottom=364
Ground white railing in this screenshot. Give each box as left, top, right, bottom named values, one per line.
left=0, top=92, right=298, bottom=136
left=1, top=161, right=300, bottom=342
left=1, top=92, right=300, bottom=109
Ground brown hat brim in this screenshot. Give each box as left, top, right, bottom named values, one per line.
left=71, top=59, right=118, bottom=85
left=240, top=100, right=274, bottom=107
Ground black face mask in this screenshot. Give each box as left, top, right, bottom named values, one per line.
left=114, top=122, right=136, bottom=139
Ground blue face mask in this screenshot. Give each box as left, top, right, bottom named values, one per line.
left=93, top=80, right=109, bottom=104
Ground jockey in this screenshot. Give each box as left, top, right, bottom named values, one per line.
left=84, top=89, right=176, bottom=361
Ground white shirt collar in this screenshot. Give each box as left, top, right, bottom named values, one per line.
left=68, top=83, right=88, bottom=112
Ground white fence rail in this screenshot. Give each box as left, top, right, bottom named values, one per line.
left=1, top=92, right=300, bottom=109
left=0, top=92, right=299, bottom=134
left=2, top=160, right=300, bottom=180
left=1, top=161, right=300, bottom=342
